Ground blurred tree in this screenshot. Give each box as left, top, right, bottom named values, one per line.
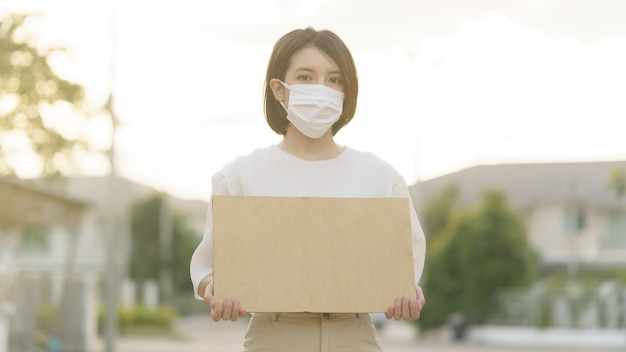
left=608, top=167, right=626, bottom=198
left=419, top=188, right=539, bottom=330
left=421, top=183, right=460, bottom=251
left=171, top=220, right=199, bottom=294
left=129, top=194, right=199, bottom=303
left=416, top=183, right=462, bottom=330
left=0, top=13, right=90, bottom=176
left=129, top=195, right=161, bottom=290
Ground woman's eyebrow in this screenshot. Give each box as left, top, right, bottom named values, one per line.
left=294, top=67, right=341, bottom=74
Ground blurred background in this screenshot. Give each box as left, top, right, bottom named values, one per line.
left=1, top=0, right=625, bottom=351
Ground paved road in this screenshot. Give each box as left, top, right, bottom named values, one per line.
left=106, top=315, right=622, bottom=352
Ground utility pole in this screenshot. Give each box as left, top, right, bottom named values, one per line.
left=159, top=195, right=173, bottom=304
left=104, top=6, right=119, bottom=352
left=0, top=240, right=16, bottom=352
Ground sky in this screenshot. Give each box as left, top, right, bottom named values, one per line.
left=2, top=0, right=626, bottom=202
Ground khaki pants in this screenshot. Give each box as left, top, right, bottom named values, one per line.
left=243, top=312, right=383, bottom=352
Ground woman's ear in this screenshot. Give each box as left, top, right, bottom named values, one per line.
left=269, top=79, right=285, bottom=102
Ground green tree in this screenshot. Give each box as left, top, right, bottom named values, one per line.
left=417, top=184, right=460, bottom=329
left=1, top=13, right=90, bottom=176
left=608, top=167, right=626, bottom=198
left=421, top=183, right=460, bottom=252
left=455, top=190, right=538, bottom=322
left=420, top=188, right=539, bottom=329
left=171, top=220, right=199, bottom=294
left=129, top=195, right=161, bottom=287
left=129, top=194, right=199, bottom=303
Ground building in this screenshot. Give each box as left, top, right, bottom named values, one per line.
left=0, top=176, right=90, bottom=352
left=1, top=175, right=208, bottom=351
left=409, top=160, right=626, bottom=270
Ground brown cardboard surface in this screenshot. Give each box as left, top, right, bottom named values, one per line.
left=212, top=196, right=416, bottom=313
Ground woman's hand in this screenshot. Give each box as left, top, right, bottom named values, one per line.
left=385, top=284, right=425, bottom=320
left=202, top=281, right=247, bottom=321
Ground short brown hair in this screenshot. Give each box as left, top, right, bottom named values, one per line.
left=263, top=27, right=359, bottom=135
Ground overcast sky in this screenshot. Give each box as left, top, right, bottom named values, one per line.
left=2, top=0, right=626, bottom=201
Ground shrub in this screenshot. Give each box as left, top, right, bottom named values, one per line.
left=36, top=303, right=57, bottom=332
left=98, top=305, right=178, bottom=334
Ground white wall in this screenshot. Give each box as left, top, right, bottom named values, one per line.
left=526, top=203, right=626, bottom=265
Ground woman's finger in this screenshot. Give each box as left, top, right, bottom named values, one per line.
left=415, top=285, right=426, bottom=311
left=401, top=296, right=411, bottom=319
left=204, top=281, right=215, bottom=304
left=222, top=297, right=233, bottom=320
left=211, top=301, right=223, bottom=321
left=231, top=299, right=241, bottom=321
left=393, top=297, right=402, bottom=320
left=409, top=297, right=420, bottom=320
left=385, top=306, right=393, bottom=319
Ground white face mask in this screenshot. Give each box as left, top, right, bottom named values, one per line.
left=279, top=80, right=344, bottom=139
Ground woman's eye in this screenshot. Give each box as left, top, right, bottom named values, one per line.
left=329, top=77, right=342, bottom=84
left=297, top=75, right=312, bottom=81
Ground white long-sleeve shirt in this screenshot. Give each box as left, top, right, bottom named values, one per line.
left=190, top=145, right=426, bottom=298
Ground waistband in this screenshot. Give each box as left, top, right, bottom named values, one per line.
left=255, top=312, right=364, bottom=321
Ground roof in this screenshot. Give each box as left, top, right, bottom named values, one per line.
left=6, top=175, right=209, bottom=239
left=0, top=176, right=88, bottom=227
left=409, top=160, right=626, bottom=212
left=19, top=175, right=208, bottom=227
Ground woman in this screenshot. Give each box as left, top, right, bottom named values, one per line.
left=190, top=27, right=426, bottom=352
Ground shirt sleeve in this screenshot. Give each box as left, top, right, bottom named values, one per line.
left=189, top=172, right=236, bottom=299
left=392, top=176, right=426, bottom=284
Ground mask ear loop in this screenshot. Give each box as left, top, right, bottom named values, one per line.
left=278, top=80, right=290, bottom=89
left=277, top=80, right=290, bottom=112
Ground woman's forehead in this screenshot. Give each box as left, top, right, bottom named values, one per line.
left=288, top=46, right=340, bottom=72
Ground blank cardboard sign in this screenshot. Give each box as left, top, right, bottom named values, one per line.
left=212, top=196, right=416, bottom=313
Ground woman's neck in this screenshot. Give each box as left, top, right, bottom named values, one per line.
left=278, top=126, right=344, bottom=161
